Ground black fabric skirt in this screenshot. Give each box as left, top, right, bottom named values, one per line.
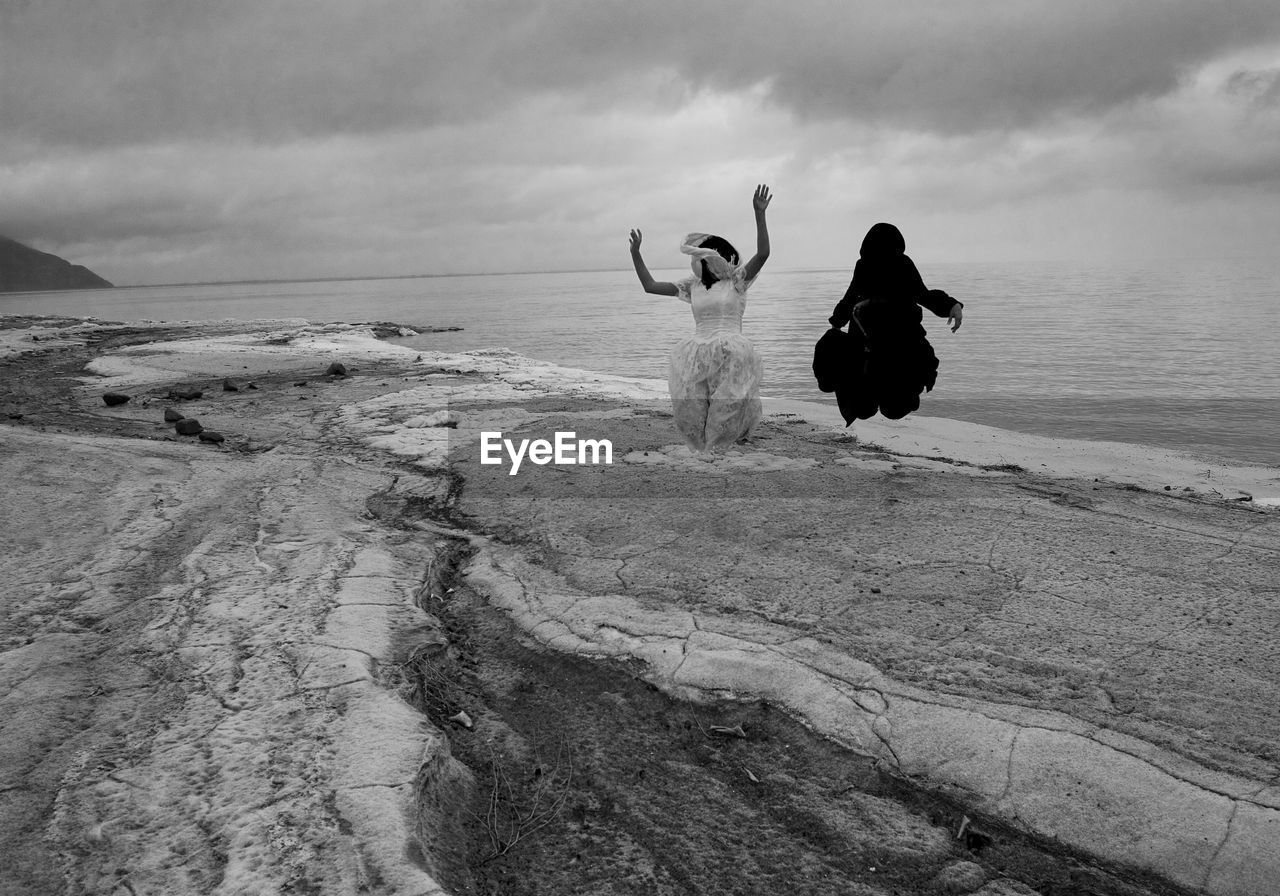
left=813, top=300, right=940, bottom=424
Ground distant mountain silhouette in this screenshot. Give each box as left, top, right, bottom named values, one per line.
left=0, top=236, right=113, bottom=292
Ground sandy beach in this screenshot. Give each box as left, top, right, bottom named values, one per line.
left=2, top=315, right=1278, bottom=896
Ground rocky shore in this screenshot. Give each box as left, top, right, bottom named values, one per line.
left=2, top=315, right=1277, bottom=896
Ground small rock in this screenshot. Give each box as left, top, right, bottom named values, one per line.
left=246, top=383, right=258, bottom=390
left=931, top=859, right=987, bottom=893
left=169, top=389, right=203, bottom=401
left=449, top=711, right=473, bottom=729
left=163, top=408, right=185, bottom=422
left=293, top=381, right=308, bottom=387
left=198, top=430, right=225, bottom=444
left=222, top=378, right=240, bottom=392
left=6, top=413, right=23, bottom=420
left=870, top=587, right=882, bottom=594
left=326, top=362, right=348, bottom=377
left=102, top=393, right=131, bottom=407
left=708, top=724, right=746, bottom=739
left=175, top=418, right=203, bottom=435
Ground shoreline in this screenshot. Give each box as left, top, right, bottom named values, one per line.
left=2, top=314, right=1278, bottom=895
left=4, top=314, right=1275, bottom=502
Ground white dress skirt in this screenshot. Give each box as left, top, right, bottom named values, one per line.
left=668, top=269, right=763, bottom=451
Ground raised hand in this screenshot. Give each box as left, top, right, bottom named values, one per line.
left=743, top=186, right=772, bottom=282
left=630, top=229, right=678, bottom=296
left=753, top=184, right=772, bottom=214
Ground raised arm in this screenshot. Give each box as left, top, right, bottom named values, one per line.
left=741, top=184, right=771, bottom=283
left=629, top=229, right=679, bottom=296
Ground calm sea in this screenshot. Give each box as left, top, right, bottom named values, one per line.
left=4, top=258, right=1278, bottom=466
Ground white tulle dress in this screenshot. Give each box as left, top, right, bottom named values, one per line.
left=669, top=267, right=763, bottom=451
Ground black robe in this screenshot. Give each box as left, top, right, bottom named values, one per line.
left=815, top=251, right=960, bottom=424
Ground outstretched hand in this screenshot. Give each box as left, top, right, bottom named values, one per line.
left=948, top=303, right=964, bottom=332
left=753, top=184, right=772, bottom=214
left=628, top=228, right=643, bottom=254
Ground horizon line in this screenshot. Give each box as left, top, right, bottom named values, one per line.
left=106, top=259, right=1060, bottom=289
left=83, top=250, right=1280, bottom=290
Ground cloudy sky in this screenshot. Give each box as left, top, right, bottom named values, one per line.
left=3, top=1, right=1280, bottom=285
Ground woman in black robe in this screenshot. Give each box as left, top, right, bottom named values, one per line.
left=817, top=223, right=964, bottom=422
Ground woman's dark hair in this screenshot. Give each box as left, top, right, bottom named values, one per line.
left=696, top=235, right=740, bottom=288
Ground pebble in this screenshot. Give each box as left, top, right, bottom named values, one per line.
left=102, top=393, right=131, bottom=407
left=175, top=418, right=203, bottom=435
left=931, top=860, right=987, bottom=894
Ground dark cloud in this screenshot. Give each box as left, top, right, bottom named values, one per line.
left=5, top=1, right=1280, bottom=281
left=550, top=1, right=1280, bottom=132
left=5, top=0, right=1280, bottom=150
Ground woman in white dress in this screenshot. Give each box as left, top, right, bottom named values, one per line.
left=629, top=184, right=772, bottom=451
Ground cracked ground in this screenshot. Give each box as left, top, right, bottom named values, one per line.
left=3, top=319, right=1277, bottom=895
